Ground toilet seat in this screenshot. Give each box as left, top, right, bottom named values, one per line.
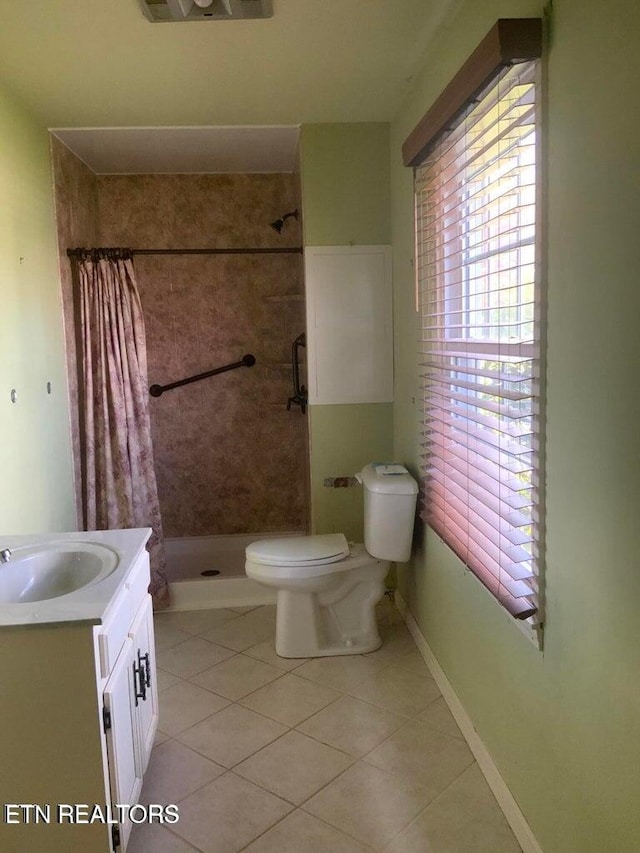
left=246, top=533, right=350, bottom=568
left=245, top=537, right=381, bottom=582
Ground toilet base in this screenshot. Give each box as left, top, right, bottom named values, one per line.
left=273, top=557, right=388, bottom=658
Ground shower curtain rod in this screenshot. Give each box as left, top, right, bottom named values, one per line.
left=67, top=247, right=303, bottom=258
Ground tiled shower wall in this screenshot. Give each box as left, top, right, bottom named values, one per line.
left=52, top=146, right=309, bottom=537
left=51, top=137, right=100, bottom=528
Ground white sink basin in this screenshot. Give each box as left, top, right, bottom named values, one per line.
left=0, top=542, right=119, bottom=604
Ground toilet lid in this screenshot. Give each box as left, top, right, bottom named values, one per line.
left=246, top=533, right=349, bottom=567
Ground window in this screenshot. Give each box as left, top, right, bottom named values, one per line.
left=408, top=22, right=544, bottom=632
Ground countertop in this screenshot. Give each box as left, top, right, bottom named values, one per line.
left=0, top=528, right=151, bottom=628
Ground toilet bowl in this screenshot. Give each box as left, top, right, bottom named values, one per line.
left=245, top=463, right=418, bottom=658
left=246, top=535, right=388, bottom=657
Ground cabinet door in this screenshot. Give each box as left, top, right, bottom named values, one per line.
left=103, top=636, right=142, bottom=851
left=129, top=594, right=159, bottom=775
left=305, top=245, right=393, bottom=404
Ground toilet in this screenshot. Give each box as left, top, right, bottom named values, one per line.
left=245, top=463, right=418, bottom=658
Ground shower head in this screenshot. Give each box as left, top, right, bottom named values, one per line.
left=270, top=209, right=298, bottom=234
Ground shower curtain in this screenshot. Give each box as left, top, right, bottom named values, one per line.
left=75, top=248, right=169, bottom=608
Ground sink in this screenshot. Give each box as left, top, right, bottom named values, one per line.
left=0, top=542, right=119, bottom=604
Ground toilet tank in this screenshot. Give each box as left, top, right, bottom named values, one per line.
left=358, top=463, right=418, bottom=562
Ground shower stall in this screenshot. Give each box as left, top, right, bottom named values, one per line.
left=51, top=138, right=310, bottom=605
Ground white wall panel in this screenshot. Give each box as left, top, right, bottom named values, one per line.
left=305, top=245, right=393, bottom=405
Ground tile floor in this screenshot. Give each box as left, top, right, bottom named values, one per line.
left=129, top=602, right=522, bottom=853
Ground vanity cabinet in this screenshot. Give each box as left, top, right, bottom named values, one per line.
left=0, top=544, right=158, bottom=853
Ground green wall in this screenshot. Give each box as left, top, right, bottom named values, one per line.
left=300, top=124, right=394, bottom=539
left=0, top=85, right=75, bottom=533
left=307, top=403, right=394, bottom=541
left=300, top=123, right=391, bottom=246
left=391, top=2, right=640, bottom=852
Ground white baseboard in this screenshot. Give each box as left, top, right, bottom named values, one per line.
left=395, top=591, right=543, bottom=853
left=168, top=577, right=276, bottom=611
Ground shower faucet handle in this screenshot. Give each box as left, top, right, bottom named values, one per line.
left=287, top=393, right=307, bottom=414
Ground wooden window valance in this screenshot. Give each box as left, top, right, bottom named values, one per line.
left=402, top=18, right=542, bottom=167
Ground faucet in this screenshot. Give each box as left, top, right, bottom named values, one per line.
left=0, top=549, right=12, bottom=563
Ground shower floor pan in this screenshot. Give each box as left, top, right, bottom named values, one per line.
left=164, top=532, right=303, bottom=610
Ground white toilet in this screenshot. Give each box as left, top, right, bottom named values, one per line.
left=245, top=463, right=418, bottom=658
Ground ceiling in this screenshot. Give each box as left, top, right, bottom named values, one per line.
left=51, top=126, right=301, bottom=173
left=1, top=0, right=456, bottom=174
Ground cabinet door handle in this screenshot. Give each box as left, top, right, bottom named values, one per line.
left=139, top=651, right=151, bottom=689
left=133, top=660, right=146, bottom=706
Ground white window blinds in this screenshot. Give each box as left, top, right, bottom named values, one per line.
left=416, top=59, right=543, bottom=623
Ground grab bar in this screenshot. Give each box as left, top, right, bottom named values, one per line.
left=287, top=333, right=307, bottom=413
left=149, top=354, right=256, bottom=397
